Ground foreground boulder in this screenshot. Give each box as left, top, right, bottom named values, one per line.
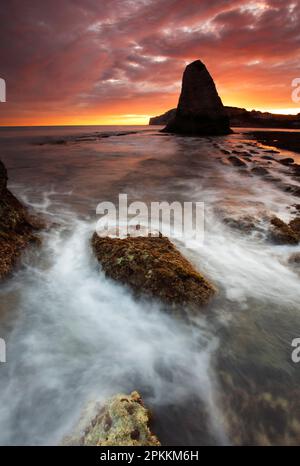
left=162, top=60, right=231, bottom=136
left=0, top=160, right=42, bottom=279
left=91, top=234, right=215, bottom=309
left=63, top=391, right=160, bottom=446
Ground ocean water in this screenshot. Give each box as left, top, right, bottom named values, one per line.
left=0, top=125, right=300, bottom=445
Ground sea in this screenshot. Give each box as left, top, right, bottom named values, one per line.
left=0, top=125, right=299, bottom=445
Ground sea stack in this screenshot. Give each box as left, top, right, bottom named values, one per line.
left=163, top=60, right=231, bottom=136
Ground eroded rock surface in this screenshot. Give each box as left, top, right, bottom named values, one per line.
left=269, top=217, right=299, bottom=245
left=91, top=234, right=215, bottom=310
left=63, top=391, right=160, bottom=446
left=0, top=160, right=43, bottom=279
left=163, top=60, right=231, bottom=136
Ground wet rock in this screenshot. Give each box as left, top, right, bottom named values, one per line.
left=163, top=60, right=231, bottom=136
left=84, top=391, right=160, bottom=446
left=0, top=160, right=43, bottom=279
left=64, top=391, right=160, bottom=446
left=278, top=158, right=294, bottom=166
left=289, top=217, right=300, bottom=235
left=279, top=184, right=300, bottom=197
left=249, top=131, right=300, bottom=153
left=218, top=158, right=231, bottom=166
left=91, top=234, right=216, bottom=310
left=288, top=252, right=300, bottom=267
left=264, top=175, right=282, bottom=183
left=264, top=149, right=280, bottom=154
left=291, top=204, right=300, bottom=212
left=223, top=215, right=257, bottom=234
left=228, top=156, right=247, bottom=168
left=53, top=139, right=67, bottom=145
left=261, top=155, right=274, bottom=161
left=292, top=164, right=300, bottom=177
left=251, top=167, right=269, bottom=176
left=220, top=149, right=231, bottom=155
left=238, top=169, right=252, bottom=177
left=218, top=366, right=300, bottom=445
left=269, top=217, right=299, bottom=245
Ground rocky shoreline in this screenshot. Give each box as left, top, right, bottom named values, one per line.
left=247, top=131, right=300, bottom=154
left=2, top=126, right=300, bottom=445
left=0, top=160, right=43, bottom=280
left=1, top=58, right=300, bottom=446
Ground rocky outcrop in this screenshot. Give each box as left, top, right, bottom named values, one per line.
left=162, top=60, right=231, bottom=136
left=0, top=160, right=42, bottom=279
left=63, top=391, right=160, bottom=446
left=91, top=234, right=215, bottom=310
left=248, top=131, right=300, bottom=154
left=269, top=217, right=299, bottom=245
left=149, top=108, right=176, bottom=126
left=84, top=391, right=160, bottom=446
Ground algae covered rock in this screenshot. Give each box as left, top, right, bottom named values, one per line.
left=82, top=391, right=160, bottom=446
left=91, top=233, right=215, bottom=309
left=0, top=160, right=43, bottom=279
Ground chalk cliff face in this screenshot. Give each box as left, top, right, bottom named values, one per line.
left=162, top=60, right=231, bottom=136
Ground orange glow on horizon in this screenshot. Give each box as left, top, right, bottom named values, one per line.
left=1, top=87, right=299, bottom=127
left=1, top=105, right=299, bottom=127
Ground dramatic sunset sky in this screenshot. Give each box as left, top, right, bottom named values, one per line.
left=0, top=0, right=299, bottom=126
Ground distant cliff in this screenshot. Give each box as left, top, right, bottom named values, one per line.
left=149, top=109, right=176, bottom=126
left=150, top=106, right=300, bottom=129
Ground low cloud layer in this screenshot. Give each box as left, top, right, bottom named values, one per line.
left=0, top=0, right=299, bottom=124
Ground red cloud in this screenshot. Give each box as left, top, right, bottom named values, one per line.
left=0, top=0, right=299, bottom=124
